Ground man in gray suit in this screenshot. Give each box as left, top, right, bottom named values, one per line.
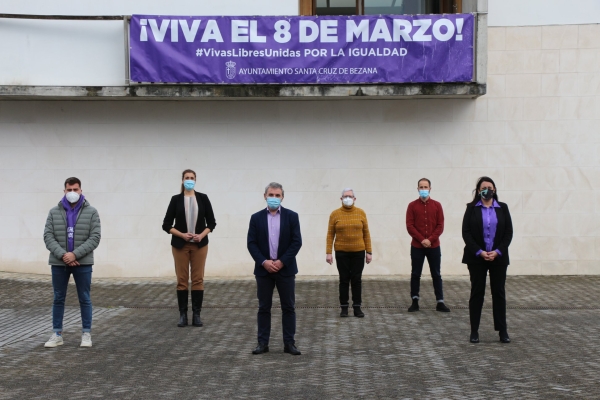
left=43, top=177, right=101, bottom=348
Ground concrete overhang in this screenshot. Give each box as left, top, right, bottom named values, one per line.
left=0, top=83, right=485, bottom=100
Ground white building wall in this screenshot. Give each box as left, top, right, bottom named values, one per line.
left=0, top=1, right=599, bottom=277
left=488, top=0, right=600, bottom=27
left=1, top=22, right=599, bottom=277
left=2, top=0, right=599, bottom=85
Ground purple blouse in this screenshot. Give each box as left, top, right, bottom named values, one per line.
left=475, top=200, right=502, bottom=258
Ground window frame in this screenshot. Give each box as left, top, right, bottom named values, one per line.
left=300, top=0, right=314, bottom=15
left=312, top=0, right=360, bottom=16
left=300, top=0, right=462, bottom=16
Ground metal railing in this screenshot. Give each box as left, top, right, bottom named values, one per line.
left=0, top=13, right=127, bottom=20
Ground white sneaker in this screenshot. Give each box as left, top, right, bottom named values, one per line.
left=80, top=332, right=92, bottom=347
left=44, top=333, right=64, bottom=348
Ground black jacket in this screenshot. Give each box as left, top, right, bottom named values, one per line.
left=162, top=192, right=216, bottom=249
left=461, top=201, right=513, bottom=266
left=247, top=207, right=302, bottom=277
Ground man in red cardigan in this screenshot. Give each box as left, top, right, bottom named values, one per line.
left=405, top=178, right=450, bottom=313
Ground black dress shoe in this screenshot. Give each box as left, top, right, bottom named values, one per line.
left=284, top=343, right=301, bottom=355
left=436, top=302, right=451, bottom=312
left=340, top=306, right=349, bottom=317
left=470, top=332, right=479, bottom=343
left=499, top=332, right=511, bottom=343
left=408, top=299, right=419, bottom=312
left=252, top=343, right=269, bottom=354
left=177, top=312, right=188, bottom=327
left=353, top=306, right=365, bottom=318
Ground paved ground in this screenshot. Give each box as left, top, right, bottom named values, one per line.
left=1, top=273, right=600, bottom=399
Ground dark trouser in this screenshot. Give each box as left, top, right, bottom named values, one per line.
left=335, top=250, right=365, bottom=307
left=468, top=263, right=507, bottom=333
left=255, top=272, right=296, bottom=345
left=51, top=265, right=93, bottom=333
left=410, top=246, right=444, bottom=301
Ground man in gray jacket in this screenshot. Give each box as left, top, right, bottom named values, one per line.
left=43, top=177, right=101, bottom=348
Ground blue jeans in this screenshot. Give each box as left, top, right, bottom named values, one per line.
left=410, top=246, right=444, bottom=301
left=51, top=265, right=93, bottom=333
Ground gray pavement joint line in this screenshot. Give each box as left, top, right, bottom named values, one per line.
left=119, top=305, right=600, bottom=310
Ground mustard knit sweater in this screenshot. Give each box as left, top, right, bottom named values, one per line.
left=326, top=205, right=372, bottom=254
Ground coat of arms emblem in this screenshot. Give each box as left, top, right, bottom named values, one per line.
left=225, top=61, right=236, bottom=79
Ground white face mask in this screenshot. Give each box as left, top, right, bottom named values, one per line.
left=65, top=192, right=80, bottom=204
left=342, top=197, right=354, bottom=207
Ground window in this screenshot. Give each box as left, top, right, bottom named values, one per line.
left=364, top=0, right=461, bottom=15
left=315, top=0, right=358, bottom=16
left=300, top=0, right=462, bottom=15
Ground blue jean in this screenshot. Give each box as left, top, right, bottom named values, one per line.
left=51, top=265, right=93, bottom=333
left=410, top=246, right=444, bottom=301
left=255, top=272, right=296, bottom=345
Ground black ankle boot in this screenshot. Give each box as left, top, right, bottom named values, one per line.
left=340, top=306, right=349, bottom=317
left=353, top=306, right=365, bottom=318
left=408, top=299, right=419, bottom=312
left=177, top=290, right=188, bottom=327
left=191, top=290, right=204, bottom=327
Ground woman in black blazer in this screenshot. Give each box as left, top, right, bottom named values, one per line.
left=162, top=169, right=216, bottom=328
left=462, top=176, right=513, bottom=344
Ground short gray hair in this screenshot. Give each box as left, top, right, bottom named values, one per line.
left=341, top=188, right=355, bottom=197
left=264, top=182, right=284, bottom=196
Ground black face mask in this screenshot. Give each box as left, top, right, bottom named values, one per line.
left=480, top=188, right=494, bottom=200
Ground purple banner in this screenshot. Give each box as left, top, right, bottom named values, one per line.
left=129, top=14, right=474, bottom=84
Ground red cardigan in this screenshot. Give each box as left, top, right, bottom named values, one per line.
left=406, top=198, right=444, bottom=248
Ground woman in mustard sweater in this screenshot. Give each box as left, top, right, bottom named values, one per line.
left=326, top=188, right=372, bottom=317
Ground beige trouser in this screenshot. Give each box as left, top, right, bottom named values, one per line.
left=172, top=243, right=208, bottom=291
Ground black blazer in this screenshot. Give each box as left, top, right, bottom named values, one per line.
left=462, top=201, right=513, bottom=267
left=162, top=192, right=216, bottom=249
left=247, top=207, right=302, bottom=277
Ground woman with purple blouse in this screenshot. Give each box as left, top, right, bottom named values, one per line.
left=461, top=176, right=514, bottom=344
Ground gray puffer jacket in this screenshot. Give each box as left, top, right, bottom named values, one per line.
left=43, top=200, right=101, bottom=266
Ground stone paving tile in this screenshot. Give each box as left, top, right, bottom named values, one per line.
left=2, top=275, right=600, bottom=309
left=1, top=277, right=600, bottom=398
left=0, top=307, right=124, bottom=346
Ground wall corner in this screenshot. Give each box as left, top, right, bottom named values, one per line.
left=476, top=12, right=488, bottom=85
left=477, top=0, right=488, bottom=13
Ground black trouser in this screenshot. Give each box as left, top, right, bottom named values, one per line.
left=255, top=272, right=296, bottom=345
left=410, top=246, right=444, bottom=301
left=335, top=250, right=365, bottom=307
left=468, top=263, right=507, bottom=333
